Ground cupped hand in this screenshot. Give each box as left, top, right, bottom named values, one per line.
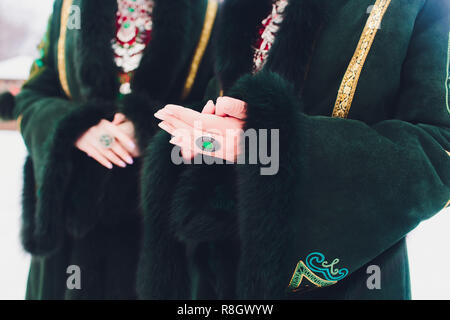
left=75, top=118, right=137, bottom=169
left=154, top=103, right=245, bottom=162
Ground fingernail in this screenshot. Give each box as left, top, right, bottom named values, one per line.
left=158, top=122, right=170, bottom=131
left=163, top=106, right=177, bottom=114
left=126, top=156, right=134, bottom=165
left=154, top=111, right=165, bottom=120
left=107, top=163, right=113, bottom=169
left=119, top=161, right=127, bottom=168
left=169, top=137, right=180, bottom=144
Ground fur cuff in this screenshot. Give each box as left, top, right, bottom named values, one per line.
left=228, top=71, right=310, bottom=298
left=0, top=92, right=15, bottom=121
left=137, top=131, right=191, bottom=299
left=25, top=101, right=114, bottom=256
left=170, top=163, right=238, bottom=244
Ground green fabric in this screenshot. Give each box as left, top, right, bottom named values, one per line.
left=15, top=0, right=216, bottom=300
left=229, top=0, right=450, bottom=299
left=138, top=0, right=450, bottom=300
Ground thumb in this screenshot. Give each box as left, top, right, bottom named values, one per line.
left=202, top=100, right=216, bottom=114
left=113, top=113, right=126, bottom=125
left=221, top=97, right=247, bottom=119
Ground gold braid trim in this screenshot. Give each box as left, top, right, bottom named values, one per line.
left=181, top=0, right=218, bottom=101
left=58, top=0, right=73, bottom=99
left=443, top=198, right=450, bottom=210
left=17, top=115, right=23, bottom=133
left=332, top=0, right=391, bottom=118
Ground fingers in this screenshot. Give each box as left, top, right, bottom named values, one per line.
left=112, top=142, right=134, bottom=165
left=113, top=113, right=126, bottom=125
left=161, top=104, right=206, bottom=125
left=155, top=112, right=195, bottom=134
left=216, top=97, right=247, bottom=119
left=100, top=148, right=127, bottom=168
left=214, top=97, right=228, bottom=117
left=102, top=120, right=137, bottom=153
left=202, top=100, right=216, bottom=114
left=158, top=121, right=178, bottom=136
left=85, top=145, right=113, bottom=169
left=169, top=136, right=196, bottom=161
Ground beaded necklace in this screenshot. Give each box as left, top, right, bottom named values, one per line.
left=253, top=0, right=289, bottom=73
left=112, top=0, right=154, bottom=95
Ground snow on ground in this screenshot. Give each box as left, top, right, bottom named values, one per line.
left=0, top=131, right=29, bottom=300
left=0, top=131, right=448, bottom=299
left=408, top=207, right=450, bottom=300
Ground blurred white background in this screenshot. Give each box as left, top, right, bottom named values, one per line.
left=0, top=0, right=449, bottom=300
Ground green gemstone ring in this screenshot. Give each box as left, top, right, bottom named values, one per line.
left=99, top=134, right=114, bottom=148
left=196, top=136, right=220, bottom=153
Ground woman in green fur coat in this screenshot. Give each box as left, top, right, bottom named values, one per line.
left=138, top=0, right=450, bottom=299
left=14, top=0, right=218, bottom=299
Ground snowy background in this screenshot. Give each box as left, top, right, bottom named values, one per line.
left=0, top=0, right=449, bottom=300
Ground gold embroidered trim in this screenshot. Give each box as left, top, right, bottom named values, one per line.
left=332, top=0, right=391, bottom=118
left=17, top=115, right=23, bottom=133
left=181, top=0, right=218, bottom=101
left=445, top=31, right=449, bottom=114
left=444, top=198, right=450, bottom=210
left=287, top=260, right=337, bottom=292
left=58, top=0, right=73, bottom=98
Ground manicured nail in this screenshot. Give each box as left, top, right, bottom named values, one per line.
left=126, top=156, right=134, bottom=165
left=169, top=137, right=180, bottom=144
left=158, top=122, right=170, bottom=131
left=107, top=163, right=113, bottom=169
left=162, top=108, right=175, bottom=115
left=154, top=111, right=165, bottom=120
left=129, top=142, right=136, bottom=150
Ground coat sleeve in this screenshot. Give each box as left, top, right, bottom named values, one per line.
left=15, top=1, right=116, bottom=256
left=227, top=0, right=450, bottom=298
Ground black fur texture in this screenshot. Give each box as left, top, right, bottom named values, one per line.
left=0, top=92, right=15, bottom=120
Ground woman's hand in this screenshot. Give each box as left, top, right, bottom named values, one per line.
left=213, top=96, right=247, bottom=119
left=75, top=118, right=137, bottom=169
left=112, top=113, right=140, bottom=157
left=154, top=102, right=245, bottom=162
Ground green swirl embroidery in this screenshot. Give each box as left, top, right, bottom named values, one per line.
left=322, top=258, right=340, bottom=276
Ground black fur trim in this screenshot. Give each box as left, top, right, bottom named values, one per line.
left=77, top=0, right=119, bottom=100
left=118, top=93, right=161, bottom=151
left=21, top=157, right=38, bottom=253
left=29, top=101, right=114, bottom=256
left=215, top=0, right=272, bottom=91
left=137, top=131, right=190, bottom=299
left=170, top=164, right=238, bottom=244
left=216, top=0, right=328, bottom=93
left=229, top=71, right=308, bottom=299
left=0, top=92, right=15, bottom=121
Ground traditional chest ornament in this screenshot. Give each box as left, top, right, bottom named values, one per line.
left=253, top=0, right=289, bottom=74
left=288, top=252, right=349, bottom=293
left=113, top=0, right=154, bottom=95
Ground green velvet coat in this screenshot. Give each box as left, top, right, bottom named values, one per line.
left=14, top=0, right=217, bottom=300
left=137, top=0, right=450, bottom=299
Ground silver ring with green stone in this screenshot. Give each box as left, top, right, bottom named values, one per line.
left=99, top=134, right=114, bottom=148
left=196, top=136, right=220, bottom=153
